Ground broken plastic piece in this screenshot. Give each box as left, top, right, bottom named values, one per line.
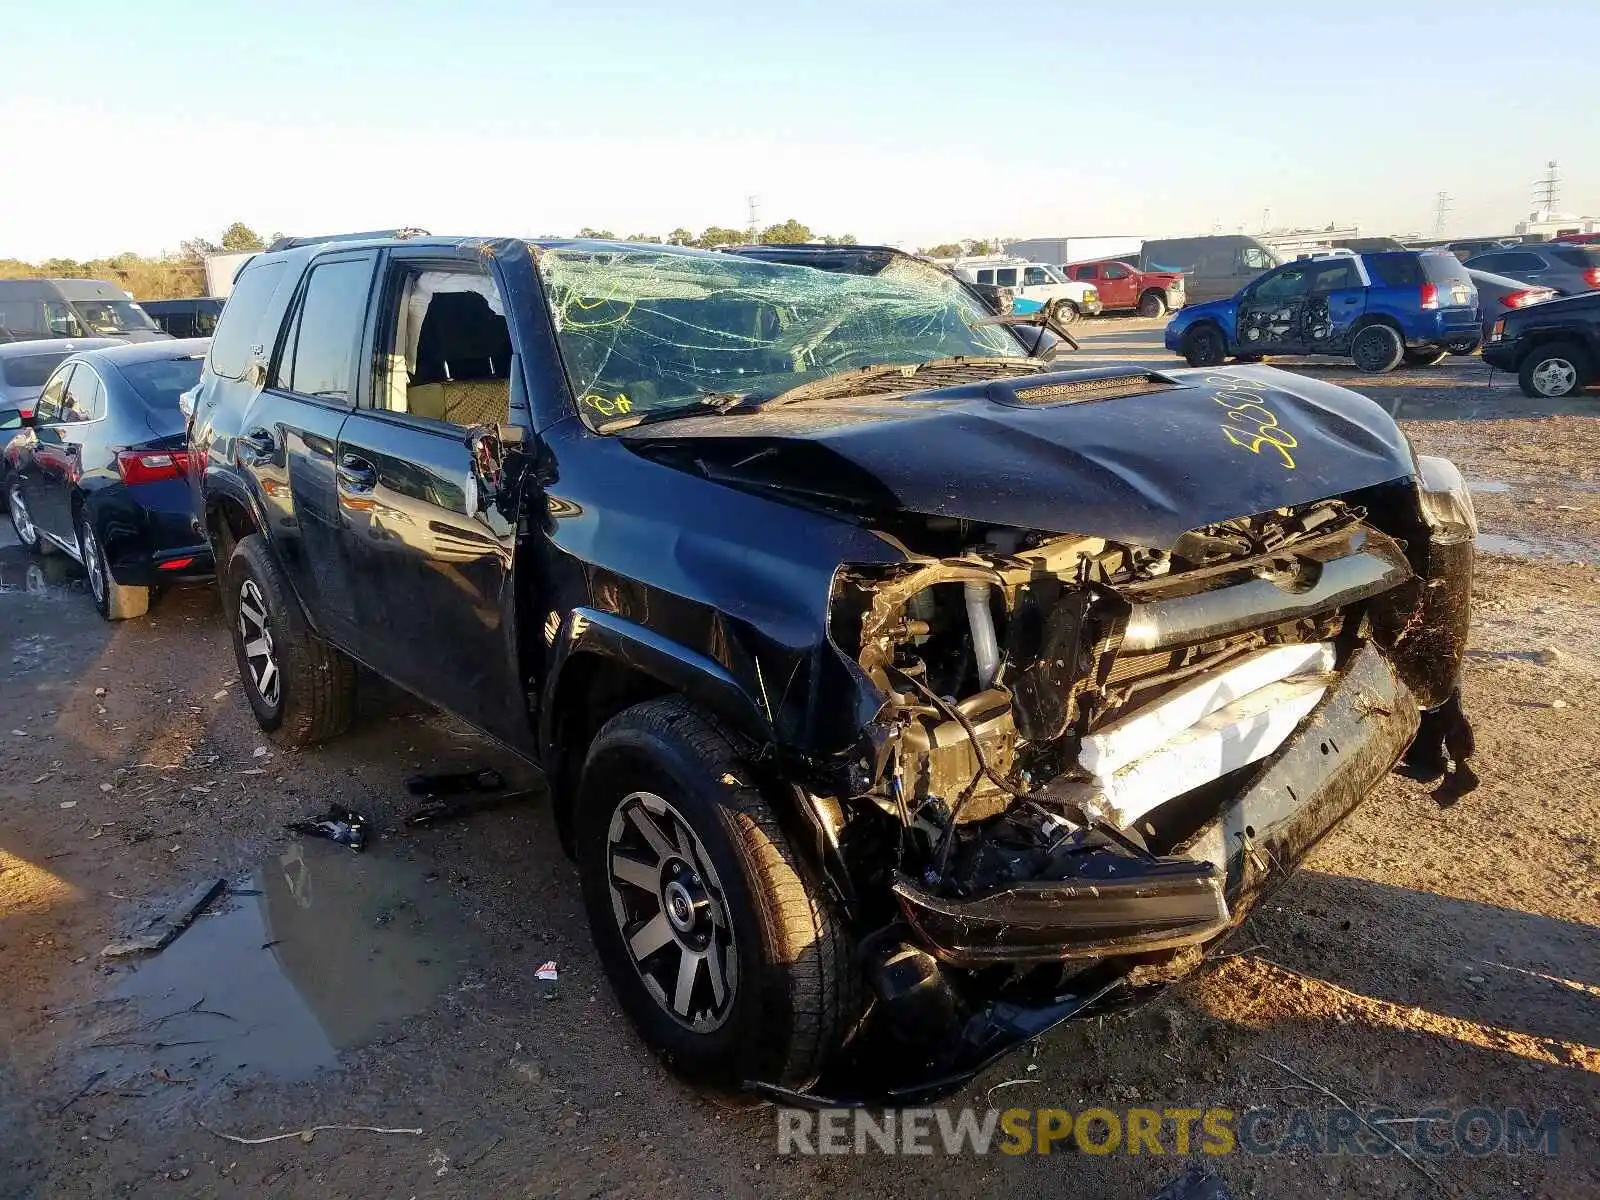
left=403, top=788, right=539, bottom=827
left=1079, top=678, right=1329, bottom=831
left=536, top=961, right=559, bottom=982
left=1080, top=642, right=1335, bottom=776
left=285, top=805, right=369, bottom=851
left=101, top=878, right=227, bottom=958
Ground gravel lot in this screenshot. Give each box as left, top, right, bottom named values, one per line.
left=2, top=319, right=1596, bottom=1198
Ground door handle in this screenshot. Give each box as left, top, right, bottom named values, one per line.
left=238, top=429, right=276, bottom=463
left=337, top=454, right=377, bottom=491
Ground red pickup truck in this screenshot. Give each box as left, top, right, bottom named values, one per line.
left=1064, top=259, right=1186, bottom=317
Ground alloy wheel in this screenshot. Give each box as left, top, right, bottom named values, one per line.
left=237, top=578, right=280, bottom=708
left=1531, top=357, right=1578, bottom=397
left=606, top=791, right=738, bottom=1032
left=9, top=486, right=35, bottom=546
left=80, top=522, right=105, bottom=603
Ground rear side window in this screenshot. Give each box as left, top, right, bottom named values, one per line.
left=62, top=365, right=105, bottom=422
left=1420, top=254, right=1473, bottom=287
left=121, top=357, right=205, bottom=410
left=277, top=258, right=375, bottom=401
left=1551, top=246, right=1600, bottom=268
left=33, top=367, right=71, bottom=422
left=0, top=351, right=70, bottom=388
left=995, top=268, right=1018, bottom=287
left=210, top=261, right=289, bottom=380
left=976, top=269, right=995, bottom=285
left=1366, top=254, right=1425, bottom=287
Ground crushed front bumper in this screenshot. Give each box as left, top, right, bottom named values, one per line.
left=894, top=644, right=1420, bottom=965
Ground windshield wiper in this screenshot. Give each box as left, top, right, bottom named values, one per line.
left=595, top=391, right=769, bottom=433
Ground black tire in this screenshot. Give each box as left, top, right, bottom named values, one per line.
left=1233, top=353, right=1266, bottom=364
left=225, top=532, right=356, bottom=745
left=1182, top=324, right=1228, bottom=368
left=1402, top=347, right=1449, bottom=368
left=1350, top=324, right=1405, bottom=373
left=576, top=697, right=859, bottom=1091
left=1053, top=300, right=1081, bottom=326
left=1445, top=336, right=1480, bottom=356
left=1137, top=290, right=1167, bottom=318
left=77, top=512, right=148, bottom=621
left=1518, top=342, right=1592, bottom=399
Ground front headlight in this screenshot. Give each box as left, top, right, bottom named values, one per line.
left=1084, top=287, right=1098, bottom=302
left=1415, top=454, right=1477, bottom=544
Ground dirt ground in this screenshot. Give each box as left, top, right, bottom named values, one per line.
left=2, top=320, right=1596, bottom=1199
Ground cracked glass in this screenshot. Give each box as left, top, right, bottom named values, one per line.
left=534, top=245, right=1025, bottom=426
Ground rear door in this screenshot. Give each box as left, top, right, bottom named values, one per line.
left=15, top=365, right=72, bottom=538
left=1304, top=258, right=1368, bottom=353
left=253, top=252, right=376, bottom=648
left=332, top=246, right=529, bottom=744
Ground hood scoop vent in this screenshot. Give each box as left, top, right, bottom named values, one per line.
left=991, top=368, right=1179, bottom=409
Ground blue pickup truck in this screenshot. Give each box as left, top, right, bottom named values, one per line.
left=1165, top=250, right=1480, bottom=372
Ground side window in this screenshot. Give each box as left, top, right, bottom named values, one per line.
left=1468, top=252, right=1508, bottom=273
left=1310, top=261, right=1359, bottom=292
left=995, top=268, right=1018, bottom=287
left=276, top=258, right=375, bottom=401
left=1240, top=246, right=1276, bottom=271
left=211, top=261, right=289, bottom=380
left=1253, top=267, right=1310, bottom=302
left=61, top=365, right=104, bottom=422
left=0, top=299, right=47, bottom=334
left=33, top=366, right=72, bottom=423
left=1504, top=253, right=1546, bottom=272
left=195, top=306, right=219, bottom=336
left=375, top=265, right=512, bottom=428
left=45, top=301, right=86, bottom=337
left=1103, top=263, right=1129, bottom=280
left=1022, top=266, right=1050, bottom=286
left=976, top=269, right=995, bottom=285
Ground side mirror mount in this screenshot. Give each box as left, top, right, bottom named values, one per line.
left=466, top=424, right=507, bottom=513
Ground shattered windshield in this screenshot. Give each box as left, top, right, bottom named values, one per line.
left=535, top=246, right=1026, bottom=426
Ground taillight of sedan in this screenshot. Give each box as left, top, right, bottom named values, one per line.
left=116, top=450, right=191, bottom=484
left=1584, top=267, right=1600, bottom=289
left=1501, top=288, right=1558, bottom=309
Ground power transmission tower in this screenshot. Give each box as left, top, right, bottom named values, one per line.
left=1432, top=191, right=1452, bottom=237
left=746, top=195, right=760, bottom=244
left=1533, top=161, right=1561, bottom=212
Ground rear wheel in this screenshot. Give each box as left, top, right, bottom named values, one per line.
left=78, top=514, right=149, bottom=621
left=576, top=697, right=859, bottom=1091
left=1350, top=324, right=1405, bottom=373
left=1182, top=324, right=1228, bottom=368
left=1137, top=290, right=1168, bottom=318
left=1402, top=347, right=1449, bottom=368
left=225, top=533, right=356, bottom=745
left=1519, top=342, right=1592, bottom=399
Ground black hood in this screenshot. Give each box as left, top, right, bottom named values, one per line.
left=621, top=364, right=1416, bottom=549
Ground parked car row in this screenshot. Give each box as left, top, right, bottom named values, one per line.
left=3, top=233, right=1485, bottom=1103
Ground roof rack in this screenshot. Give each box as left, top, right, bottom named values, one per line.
left=266, top=228, right=429, bottom=252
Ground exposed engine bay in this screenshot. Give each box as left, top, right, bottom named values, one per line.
left=826, top=494, right=1469, bottom=968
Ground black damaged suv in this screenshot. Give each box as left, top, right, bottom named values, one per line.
left=188, top=236, right=1477, bottom=1099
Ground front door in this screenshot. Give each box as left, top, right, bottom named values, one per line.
left=1235, top=263, right=1313, bottom=355
left=1098, top=262, right=1138, bottom=309
left=16, top=365, right=75, bottom=544
left=253, top=252, right=375, bottom=648
left=333, top=248, right=530, bottom=747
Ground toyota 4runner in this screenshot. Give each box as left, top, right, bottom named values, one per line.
left=187, top=236, right=1477, bottom=1099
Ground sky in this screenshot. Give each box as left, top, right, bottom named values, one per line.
left=3, top=0, right=1596, bottom=261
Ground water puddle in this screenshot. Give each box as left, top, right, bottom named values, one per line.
left=0, top=548, right=85, bottom=597
left=1476, top=530, right=1600, bottom=563
left=79, top=839, right=482, bottom=1101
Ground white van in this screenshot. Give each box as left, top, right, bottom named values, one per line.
left=952, top=258, right=1101, bottom=320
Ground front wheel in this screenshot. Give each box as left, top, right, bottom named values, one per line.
left=225, top=533, right=356, bottom=745
left=1402, top=347, right=1449, bottom=368
left=1519, top=342, right=1592, bottom=399
left=1182, top=324, right=1228, bottom=368
left=1137, top=290, right=1168, bottom=318
left=8, top=482, right=50, bottom=555
left=78, top=514, right=149, bottom=621
left=577, top=697, right=859, bottom=1091
left=1350, top=324, right=1405, bottom=373
left=1053, top=300, right=1081, bottom=326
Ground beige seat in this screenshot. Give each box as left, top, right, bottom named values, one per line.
left=406, top=290, right=512, bottom=427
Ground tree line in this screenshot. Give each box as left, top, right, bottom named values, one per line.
left=1, top=221, right=1008, bottom=300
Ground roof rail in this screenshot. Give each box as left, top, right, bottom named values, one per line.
left=1298, top=248, right=1360, bottom=261
left=266, top=228, right=429, bottom=252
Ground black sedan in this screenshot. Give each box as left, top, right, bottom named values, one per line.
left=5, top=339, right=212, bottom=619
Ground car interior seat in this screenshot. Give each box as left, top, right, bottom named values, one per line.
left=408, top=291, right=513, bottom=427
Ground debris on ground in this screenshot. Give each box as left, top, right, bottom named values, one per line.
left=1149, top=1166, right=1236, bottom=1200
left=404, top=767, right=506, bottom=796
left=101, top=878, right=228, bottom=959
left=285, top=805, right=369, bottom=851
left=536, top=961, right=559, bottom=982
left=403, top=788, right=538, bottom=828
left=196, top=1120, right=425, bottom=1145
